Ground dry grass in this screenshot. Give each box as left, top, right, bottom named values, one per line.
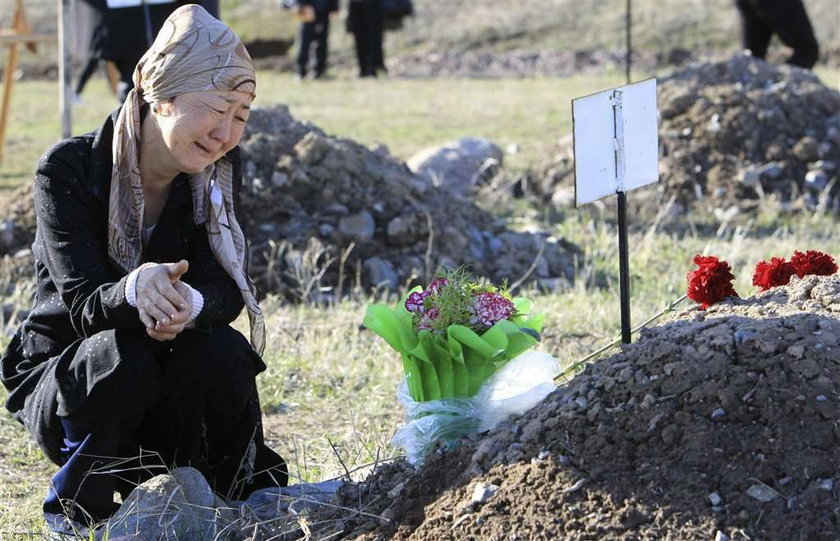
left=2, top=2, right=840, bottom=536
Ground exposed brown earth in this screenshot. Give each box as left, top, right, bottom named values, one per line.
left=308, top=273, right=840, bottom=541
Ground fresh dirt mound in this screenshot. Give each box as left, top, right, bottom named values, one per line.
left=526, top=53, right=840, bottom=218
left=0, top=107, right=580, bottom=301
left=237, top=105, right=579, bottom=301
left=311, top=273, right=840, bottom=540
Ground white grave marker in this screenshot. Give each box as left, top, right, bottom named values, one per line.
left=572, top=78, right=658, bottom=206
left=571, top=78, right=659, bottom=343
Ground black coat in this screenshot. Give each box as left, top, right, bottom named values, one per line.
left=1, top=110, right=252, bottom=423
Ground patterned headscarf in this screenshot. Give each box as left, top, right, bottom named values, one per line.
left=108, top=4, right=265, bottom=354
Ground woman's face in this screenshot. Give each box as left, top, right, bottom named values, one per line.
left=155, top=90, right=252, bottom=174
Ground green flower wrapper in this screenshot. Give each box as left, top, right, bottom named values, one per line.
left=363, top=288, right=544, bottom=402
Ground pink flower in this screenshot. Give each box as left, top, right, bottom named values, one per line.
left=405, top=291, right=426, bottom=313
left=469, top=292, right=515, bottom=328
left=427, top=277, right=449, bottom=295
left=417, top=307, right=441, bottom=331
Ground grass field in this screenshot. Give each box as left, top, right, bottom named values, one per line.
left=1, top=65, right=840, bottom=537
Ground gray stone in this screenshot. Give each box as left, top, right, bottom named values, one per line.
left=103, top=467, right=232, bottom=541
left=407, top=137, right=504, bottom=196
left=816, top=478, right=834, bottom=491
left=386, top=215, right=421, bottom=246
left=338, top=211, right=375, bottom=242
left=364, top=257, right=399, bottom=289
left=470, top=482, right=500, bottom=504
left=0, top=220, right=18, bottom=254
left=271, top=171, right=289, bottom=187
left=746, top=483, right=778, bottom=502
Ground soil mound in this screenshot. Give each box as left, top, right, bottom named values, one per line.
left=526, top=54, right=840, bottom=218
left=0, top=107, right=580, bottom=301
left=237, top=105, right=579, bottom=301
left=316, top=273, right=840, bottom=540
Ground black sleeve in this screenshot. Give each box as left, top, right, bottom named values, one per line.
left=184, top=230, right=245, bottom=327
left=185, top=148, right=247, bottom=327
left=33, top=143, right=144, bottom=337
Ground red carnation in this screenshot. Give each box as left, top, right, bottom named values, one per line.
left=752, top=257, right=796, bottom=291
left=686, top=255, right=739, bottom=309
left=790, top=250, right=838, bottom=278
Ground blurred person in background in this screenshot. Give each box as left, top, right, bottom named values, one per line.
left=73, top=1, right=221, bottom=102
left=1, top=5, right=287, bottom=535
left=347, top=0, right=385, bottom=77
left=295, top=0, right=340, bottom=80
left=734, top=0, right=819, bottom=69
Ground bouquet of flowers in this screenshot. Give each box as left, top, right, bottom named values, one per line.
left=364, top=269, right=556, bottom=464
left=364, top=269, right=544, bottom=402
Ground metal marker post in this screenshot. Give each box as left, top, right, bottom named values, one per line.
left=573, top=79, right=658, bottom=348
left=611, top=90, right=631, bottom=343
left=142, top=0, right=154, bottom=46
left=58, top=0, right=72, bottom=138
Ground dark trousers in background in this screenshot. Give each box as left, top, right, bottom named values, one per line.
left=349, top=0, right=384, bottom=77
left=297, top=11, right=331, bottom=78
left=25, top=326, right=287, bottom=525
left=735, top=0, right=819, bottom=69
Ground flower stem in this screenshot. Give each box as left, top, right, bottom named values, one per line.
left=556, top=294, right=688, bottom=380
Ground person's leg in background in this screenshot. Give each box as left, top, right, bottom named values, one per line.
left=74, top=57, right=100, bottom=100
left=370, top=0, right=386, bottom=74
left=297, top=20, right=316, bottom=79
left=754, top=0, right=819, bottom=68
left=353, top=24, right=373, bottom=76
left=735, top=0, right=773, bottom=60
left=313, top=10, right=331, bottom=78
left=111, top=59, right=137, bottom=103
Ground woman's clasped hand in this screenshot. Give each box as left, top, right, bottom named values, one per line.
left=134, top=259, right=194, bottom=340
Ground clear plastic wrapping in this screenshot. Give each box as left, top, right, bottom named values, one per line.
left=392, top=350, right=560, bottom=465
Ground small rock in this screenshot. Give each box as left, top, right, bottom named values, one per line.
left=380, top=508, right=395, bottom=525
left=816, top=478, right=834, bottom=491
left=338, top=211, right=375, bottom=242
left=387, top=481, right=406, bottom=499
left=711, top=408, right=726, bottom=419
left=746, top=483, right=778, bottom=502
left=271, top=171, right=289, bottom=187
left=471, top=482, right=500, bottom=504
left=363, top=257, right=398, bottom=289
left=708, top=492, right=723, bottom=506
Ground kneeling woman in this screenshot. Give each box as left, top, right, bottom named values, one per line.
left=1, top=5, right=287, bottom=532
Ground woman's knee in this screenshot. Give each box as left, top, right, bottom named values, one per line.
left=167, top=326, right=260, bottom=390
